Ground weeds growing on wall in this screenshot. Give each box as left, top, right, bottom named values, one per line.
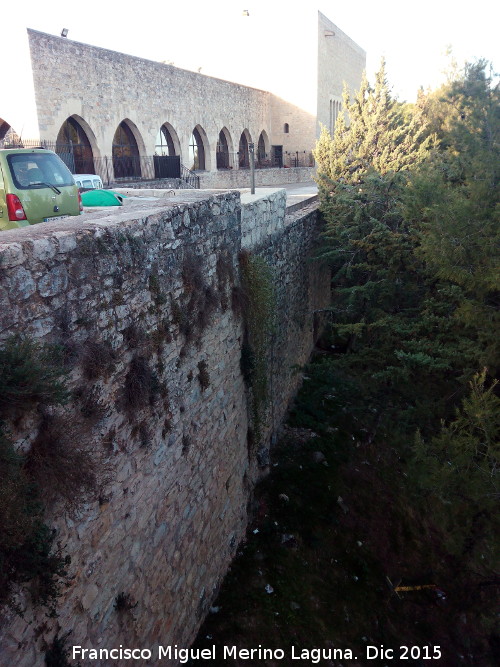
left=123, top=355, right=161, bottom=413
left=0, top=335, right=68, bottom=419
left=0, top=335, right=103, bottom=613
left=0, top=428, right=69, bottom=614
left=25, top=414, right=105, bottom=513
left=216, top=250, right=236, bottom=311
left=44, top=631, right=75, bottom=667
left=197, top=360, right=210, bottom=391
left=239, top=250, right=276, bottom=444
left=80, top=340, right=116, bottom=381
left=114, top=591, right=138, bottom=613
left=75, top=384, right=107, bottom=423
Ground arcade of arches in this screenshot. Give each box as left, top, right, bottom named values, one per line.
left=3, top=112, right=284, bottom=181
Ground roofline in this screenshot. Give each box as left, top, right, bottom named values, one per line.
left=26, top=28, right=273, bottom=96
left=318, top=11, right=366, bottom=57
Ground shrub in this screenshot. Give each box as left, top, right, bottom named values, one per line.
left=24, top=414, right=105, bottom=512
left=81, top=341, right=116, bottom=381
left=0, top=430, right=68, bottom=612
left=0, top=335, right=68, bottom=419
left=114, top=591, right=137, bottom=612
left=239, top=251, right=275, bottom=442
left=197, top=360, right=210, bottom=391
left=123, top=355, right=161, bottom=413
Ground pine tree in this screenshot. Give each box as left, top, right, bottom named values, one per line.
left=405, top=60, right=500, bottom=373
left=413, top=370, right=500, bottom=577
left=312, top=61, right=472, bottom=416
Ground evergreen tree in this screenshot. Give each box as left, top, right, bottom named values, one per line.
left=313, top=61, right=473, bottom=421
left=405, top=60, right=500, bottom=373
left=311, top=58, right=499, bottom=651
left=413, top=369, right=499, bottom=578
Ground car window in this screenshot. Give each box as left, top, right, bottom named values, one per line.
left=93, top=179, right=102, bottom=189
left=7, top=153, right=75, bottom=189
left=82, top=179, right=93, bottom=189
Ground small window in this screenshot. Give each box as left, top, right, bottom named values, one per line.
left=284, top=123, right=289, bottom=134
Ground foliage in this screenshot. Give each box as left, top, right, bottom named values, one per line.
left=123, top=355, right=161, bottom=413
left=0, top=335, right=68, bottom=418
left=310, top=57, right=500, bottom=641
left=80, top=340, right=116, bottom=381
left=197, top=360, right=210, bottom=391
left=0, top=335, right=99, bottom=612
left=413, top=370, right=499, bottom=575
left=314, top=59, right=431, bottom=189
left=239, top=251, right=275, bottom=443
left=114, top=591, right=138, bottom=613
left=313, top=65, right=479, bottom=412
left=25, top=414, right=105, bottom=512
left=313, top=58, right=499, bottom=407
left=173, top=251, right=219, bottom=352
left=405, top=60, right=500, bottom=372
left=0, top=430, right=68, bottom=613
left=45, top=632, right=75, bottom=667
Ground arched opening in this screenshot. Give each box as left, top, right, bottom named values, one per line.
left=112, top=120, right=141, bottom=179
left=0, top=119, right=11, bottom=142
left=238, top=130, right=251, bottom=169
left=155, top=123, right=180, bottom=156
left=216, top=127, right=233, bottom=170
left=284, top=123, right=289, bottom=134
left=154, top=123, right=181, bottom=178
left=256, top=130, right=270, bottom=167
left=0, top=120, right=22, bottom=148
left=189, top=126, right=207, bottom=171
left=56, top=116, right=95, bottom=173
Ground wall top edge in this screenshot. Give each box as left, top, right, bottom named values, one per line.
left=317, top=11, right=366, bottom=56
left=0, top=190, right=241, bottom=248
left=26, top=28, right=272, bottom=97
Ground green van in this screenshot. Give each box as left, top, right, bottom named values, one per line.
left=0, top=148, right=82, bottom=231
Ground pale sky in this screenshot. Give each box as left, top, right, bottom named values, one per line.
left=5, top=0, right=500, bottom=134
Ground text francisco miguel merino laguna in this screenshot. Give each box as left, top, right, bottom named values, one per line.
left=71, top=645, right=354, bottom=662
left=73, top=643, right=442, bottom=662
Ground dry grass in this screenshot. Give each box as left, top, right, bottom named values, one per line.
left=25, top=414, right=110, bottom=513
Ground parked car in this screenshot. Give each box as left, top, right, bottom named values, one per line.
left=73, top=174, right=103, bottom=190
left=0, top=148, right=82, bottom=230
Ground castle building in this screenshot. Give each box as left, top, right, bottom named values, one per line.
left=0, top=11, right=365, bottom=187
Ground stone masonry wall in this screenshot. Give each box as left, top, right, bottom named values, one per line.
left=316, top=12, right=366, bottom=137
left=198, top=166, right=315, bottom=190
left=0, top=190, right=328, bottom=666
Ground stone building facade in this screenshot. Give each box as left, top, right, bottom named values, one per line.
left=0, top=11, right=365, bottom=186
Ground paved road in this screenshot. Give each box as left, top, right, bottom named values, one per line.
left=240, top=181, right=318, bottom=208
left=263, top=182, right=318, bottom=196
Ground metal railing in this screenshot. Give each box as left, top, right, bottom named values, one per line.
left=180, top=164, right=200, bottom=188
left=216, top=151, right=315, bottom=170
left=0, top=139, right=314, bottom=184
left=0, top=139, right=200, bottom=188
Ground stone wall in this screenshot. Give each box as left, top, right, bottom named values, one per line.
left=0, top=190, right=329, bottom=665
left=269, top=96, right=317, bottom=155
left=197, top=166, right=315, bottom=190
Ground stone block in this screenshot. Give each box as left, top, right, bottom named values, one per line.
left=0, top=243, right=25, bottom=268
